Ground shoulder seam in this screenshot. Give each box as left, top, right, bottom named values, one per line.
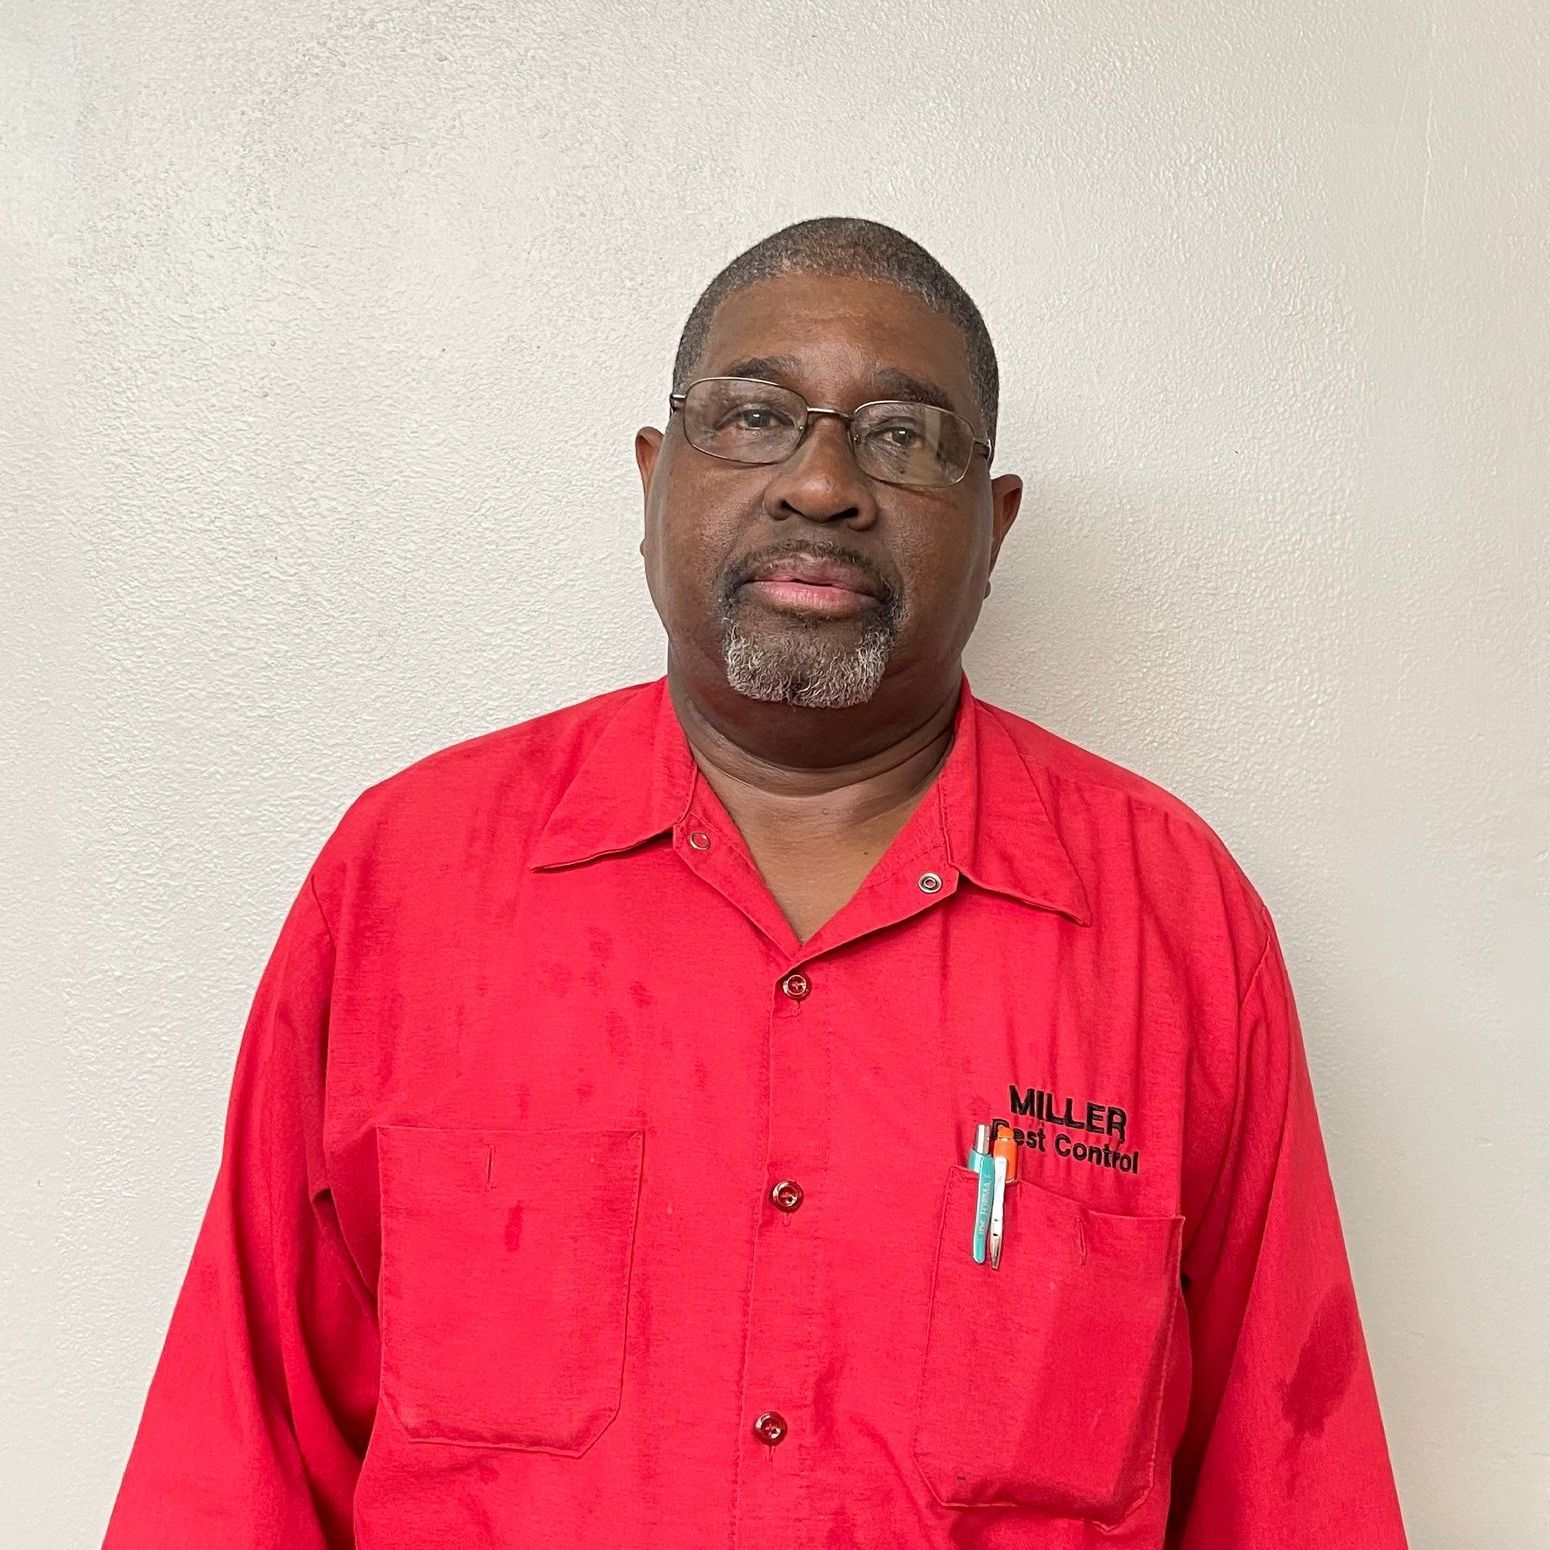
left=1184, top=903, right=1277, bottom=1259
left=306, top=869, right=337, bottom=953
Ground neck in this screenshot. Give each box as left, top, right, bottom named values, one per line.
left=664, top=652, right=962, bottom=823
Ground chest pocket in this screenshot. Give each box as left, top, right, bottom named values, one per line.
left=377, top=1123, right=644, bottom=1454
left=911, top=1163, right=1182, bottom=1526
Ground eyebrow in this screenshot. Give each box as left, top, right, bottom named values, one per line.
left=713, top=353, right=964, bottom=420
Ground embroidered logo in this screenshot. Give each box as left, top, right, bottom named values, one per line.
left=1006, top=1083, right=1141, bottom=1175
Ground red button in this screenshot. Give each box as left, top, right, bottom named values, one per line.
left=770, top=1180, right=804, bottom=1213
left=780, top=971, right=810, bottom=1000
left=752, top=1410, right=788, bottom=1445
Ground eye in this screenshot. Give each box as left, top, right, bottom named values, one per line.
left=717, top=403, right=796, bottom=433
left=867, top=420, right=924, bottom=451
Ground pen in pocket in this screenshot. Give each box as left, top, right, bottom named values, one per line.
left=988, top=1122, right=1018, bottom=1269
left=966, top=1122, right=995, bottom=1264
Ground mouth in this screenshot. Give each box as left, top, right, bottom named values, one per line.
left=737, top=551, right=884, bottom=619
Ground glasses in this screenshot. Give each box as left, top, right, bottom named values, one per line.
left=668, top=376, right=993, bottom=488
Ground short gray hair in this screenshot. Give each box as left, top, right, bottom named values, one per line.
left=672, top=216, right=1000, bottom=445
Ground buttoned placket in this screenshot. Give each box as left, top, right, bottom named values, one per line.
left=672, top=791, right=961, bottom=1547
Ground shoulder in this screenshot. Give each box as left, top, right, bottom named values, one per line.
left=983, top=697, right=1236, bottom=843
left=978, top=695, right=1272, bottom=984
left=309, top=678, right=655, bottom=882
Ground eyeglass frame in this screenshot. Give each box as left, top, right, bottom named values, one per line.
left=667, top=375, right=994, bottom=488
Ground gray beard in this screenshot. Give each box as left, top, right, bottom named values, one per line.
left=719, top=613, right=895, bottom=709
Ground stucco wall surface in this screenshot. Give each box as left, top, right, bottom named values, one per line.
left=3, top=1, right=1547, bottom=1544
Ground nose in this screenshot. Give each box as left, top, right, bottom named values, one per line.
left=761, top=414, right=879, bottom=529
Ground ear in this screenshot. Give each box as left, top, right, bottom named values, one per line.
left=987, top=473, right=1022, bottom=576
left=635, top=426, right=664, bottom=498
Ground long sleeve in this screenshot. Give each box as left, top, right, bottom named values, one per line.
left=103, top=870, right=379, bottom=1549
left=1168, top=913, right=1408, bottom=1546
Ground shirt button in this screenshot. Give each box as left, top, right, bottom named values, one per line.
left=752, top=1410, right=788, bottom=1445
left=780, top=971, right=810, bottom=1000
left=770, top=1179, right=804, bottom=1213
left=687, top=830, right=712, bottom=851
left=917, top=870, right=943, bottom=893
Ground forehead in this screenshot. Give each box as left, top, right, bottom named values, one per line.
left=699, top=272, right=978, bottom=416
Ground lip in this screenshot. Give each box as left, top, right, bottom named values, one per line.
left=742, top=578, right=880, bottom=617
left=742, top=552, right=881, bottom=596
left=737, top=551, right=884, bottom=619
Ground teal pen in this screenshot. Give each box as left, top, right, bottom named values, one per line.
left=967, top=1122, right=995, bottom=1264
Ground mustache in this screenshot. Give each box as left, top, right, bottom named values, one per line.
left=719, top=536, right=901, bottom=610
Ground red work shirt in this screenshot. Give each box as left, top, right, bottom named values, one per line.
left=105, top=673, right=1408, bottom=1548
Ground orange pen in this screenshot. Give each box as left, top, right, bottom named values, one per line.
left=988, top=1124, right=1018, bottom=1268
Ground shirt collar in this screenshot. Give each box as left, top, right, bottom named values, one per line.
left=529, top=672, right=1093, bottom=926
left=937, top=677, right=1093, bottom=924
left=528, top=677, right=696, bottom=870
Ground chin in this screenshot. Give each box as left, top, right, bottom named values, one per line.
left=720, top=620, right=891, bottom=710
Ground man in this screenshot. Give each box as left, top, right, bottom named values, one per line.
left=105, top=217, right=1408, bottom=1547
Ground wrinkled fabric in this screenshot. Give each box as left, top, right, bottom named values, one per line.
left=104, top=673, right=1407, bottom=1548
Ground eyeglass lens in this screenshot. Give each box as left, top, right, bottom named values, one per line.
left=681, top=378, right=975, bottom=487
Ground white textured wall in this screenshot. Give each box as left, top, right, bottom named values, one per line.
left=4, top=2, right=1547, bottom=1544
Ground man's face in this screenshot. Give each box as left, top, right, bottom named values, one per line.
left=635, top=272, right=1022, bottom=710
